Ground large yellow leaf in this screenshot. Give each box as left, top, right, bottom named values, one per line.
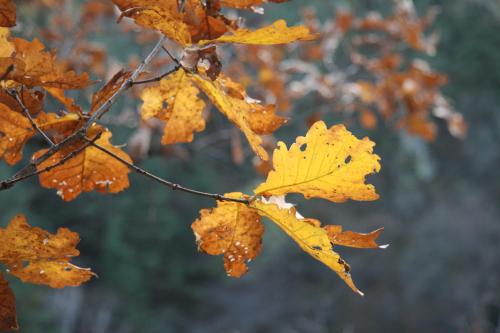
left=254, top=121, right=381, bottom=202
left=251, top=199, right=363, bottom=295
left=191, top=73, right=286, bottom=160
left=35, top=129, right=132, bottom=201
left=201, top=20, right=317, bottom=45
left=140, top=70, right=206, bottom=144
left=0, top=215, right=94, bottom=288
left=112, top=0, right=191, bottom=45
left=0, top=272, right=17, bottom=332
left=192, top=193, right=264, bottom=277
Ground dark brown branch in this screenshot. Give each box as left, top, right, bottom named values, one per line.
left=7, top=89, right=55, bottom=147
left=0, top=64, right=14, bottom=81
left=132, top=65, right=181, bottom=85
left=86, top=138, right=251, bottom=205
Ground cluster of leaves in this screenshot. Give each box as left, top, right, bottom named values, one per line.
left=0, top=0, right=417, bottom=330
left=225, top=0, right=466, bottom=142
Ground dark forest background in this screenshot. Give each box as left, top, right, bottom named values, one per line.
left=1, top=0, right=499, bottom=332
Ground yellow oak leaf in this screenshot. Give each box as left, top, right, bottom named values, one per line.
left=0, top=215, right=94, bottom=288
left=251, top=199, right=363, bottom=295
left=112, top=0, right=192, bottom=45
left=201, top=19, right=317, bottom=45
left=0, top=0, right=16, bottom=28
left=254, top=121, right=381, bottom=202
left=35, top=129, right=132, bottom=201
left=140, top=70, right=206, bottom=144
left=192, top=193, right=264, bottom=278
left=191, top=73, right=286, bottom=160
left=0, top=272, right=18, bottom=332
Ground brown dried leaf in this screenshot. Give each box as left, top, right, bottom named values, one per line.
left=0, top=272, right=18, bottom=332
left=0, top=215, right=94, bottom=288
left=192, top=193, right=264, bottom=277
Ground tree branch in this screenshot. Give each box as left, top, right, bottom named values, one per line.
left=0, top=133, right=102, bottom=191
left=132, top=65, right=181, bottom=85
left=85, top=138, right=251, bottom=205
left=7, top=89, right=55, bottom=147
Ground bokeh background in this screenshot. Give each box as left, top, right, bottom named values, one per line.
left=1, top=0, right=500, bottom=332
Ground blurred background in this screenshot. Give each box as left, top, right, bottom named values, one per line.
left=1, top=0, right=500, bottom=332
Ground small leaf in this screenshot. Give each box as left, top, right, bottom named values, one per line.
left=35, top=129, right=132, bottom=201
left=324, top=225, right=385, bottom=249
left=0, top=215, right=94, bottom=288
left=254, top=121, right=380, bottom=202
left=192, top=193, right=264, bottom=277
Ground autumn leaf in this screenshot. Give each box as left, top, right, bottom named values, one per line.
left=251, top=199, right=363, bottom=295
left=0, top=0, right=16, bottom=27
left=140, top=69, right=206, bottom=144
left=324, top=225, right=386, bottom=249
left=0, top=27, right=13, bottom=56
left=7, top=37, right=91, bottom=89
left=254, top=121, right=380, bottom=202
left=220, top=0, right=289, bottom=10
left=192, top=193, right=264, bottom=277
left=0, top=104, right=79, bottom=165
left=201, top=20, right=317, bottom=45
left=0, top=215, right=94, bottom=288
left=35, top=129, right=132, bottom=201
left=112, top=0, right=192, bottom=45
left=45, top=87, right=82, bottom=114
left=90, top=69, right=132, bottom=114
left=0, top=272, right=17, bottom=332
left=191, top=73, right=286, bottom=160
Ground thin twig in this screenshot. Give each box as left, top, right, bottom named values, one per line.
left=84, top=35, right=166, bottom=128
left=132, top=65, right=181, bottom=85
left=8, top=89, right=55, bottom=146
left=161, top=46, right=181, bottom=66
left=86, top=138, right=251, bottom=205
left=10, top=36, right=169, bottom=180
left=0, top=64, right=14, bottom=81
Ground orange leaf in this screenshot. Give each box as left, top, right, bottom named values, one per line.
left=0, top=272, right=18, bottom=332
left=35, top=129, right=132, bottom=201
left=112, top=0, right=192, bottom=45
left=90, top=69, right=132, bottom=114
left=0, top=215, right=94, bottom=288
left=192, top=193, right=264, bottom=277
left=324, top=225, right=385, bottom=249
left=0, top=0, right=16, bottom=27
